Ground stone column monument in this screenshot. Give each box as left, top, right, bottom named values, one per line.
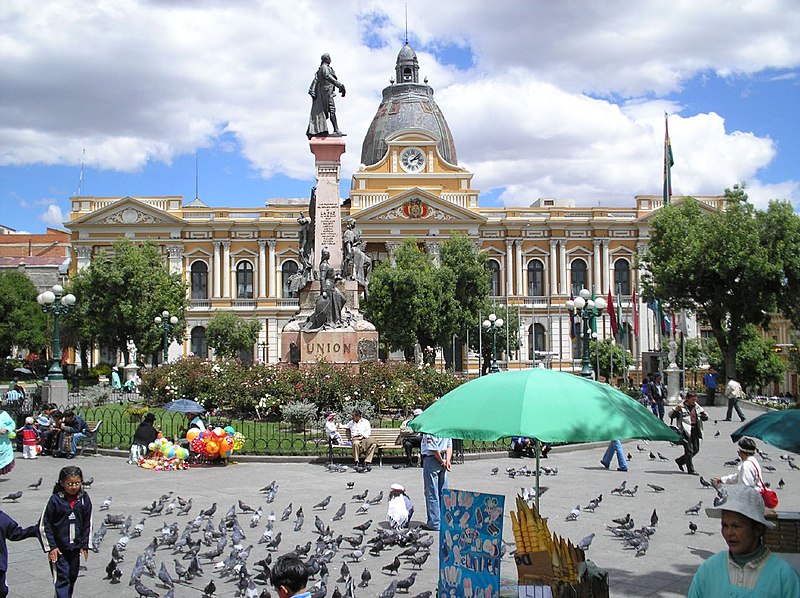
left=665, top=337, right=681, bottom=405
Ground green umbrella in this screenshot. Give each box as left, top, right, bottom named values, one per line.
left=731, top=409, right=800, bottom=454
left=408, top=368, right=681, bottom=443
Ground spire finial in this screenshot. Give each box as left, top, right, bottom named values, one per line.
left=405, top=2, right=408, bottom=45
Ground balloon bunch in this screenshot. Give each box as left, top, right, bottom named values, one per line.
left=141, top=435, right=190, bottom=471
left=186, top=425, right=242, bottom=460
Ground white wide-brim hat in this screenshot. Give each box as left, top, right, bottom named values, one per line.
left=390, top=483, right=404, bottom=492
left=705, top=484, right=774, bottom=528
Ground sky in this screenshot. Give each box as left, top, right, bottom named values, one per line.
left=1, top=0, right=799, bottom=234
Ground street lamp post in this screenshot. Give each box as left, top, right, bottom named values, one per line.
left=258, top=341, right=267, bottom=363
left=565, top=289, right=606, bottom=379
left=36, top=284, right=76, bottom=380
left=482, top=313, right=505, bottom=374
left=154, top=310, right=179, bottom=365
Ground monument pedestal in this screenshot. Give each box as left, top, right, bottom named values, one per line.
left=281, top=328, right=379, bottom=369
left=42, top=379, right=69, bottom=405
left=309, top=136, right=346, bottom=271
left=665, top=363, right=681, bottom=405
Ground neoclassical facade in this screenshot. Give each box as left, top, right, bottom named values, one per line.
left=65, top=43, right=794, bottom=391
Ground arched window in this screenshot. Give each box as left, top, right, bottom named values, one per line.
left=485, top=259, right=501, bottom=296
left=527, top=259, right=544, bottom=297
left=190, top=261, right=208, bottom=300
left=570, top=258, right=587, bottom=295
left=236, top=261, right=254, bottom=299
left=282, top=260, right=299, bottom=297
left=528, top=323, right=546, bottom=361
left=614, top=259, right=631, bottom=295
left=190, top=326, right=208, bottom=358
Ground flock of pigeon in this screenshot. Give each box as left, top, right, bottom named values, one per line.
left=3, top=468, right=438, bottom=598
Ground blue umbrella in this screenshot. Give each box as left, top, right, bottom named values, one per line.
left=162, top=399, right=206, bottom=413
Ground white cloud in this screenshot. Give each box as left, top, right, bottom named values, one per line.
left=0, top=0, right=798, bottom=210
left=745, top=179, right=800, bottom=210
left=39, top=204, right=66, bottom=227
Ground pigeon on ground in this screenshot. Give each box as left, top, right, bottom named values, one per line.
left=382, top=556, right=401, bottom=575
left=378, top=579, right=398, bottom=598
left=490, top=467, right=499, bottom=475
left=200, top=502, right=217, bottom=518
left=650, top=509, right=659, bottom=527
left=368, top=491, right=384, bottom=505
left=789, top=460, right=800, bottom=471
left=714, top=430, right=721, bottom=438
left=249, top=507, right=262, bottom=528
left=314, top=496, right=332, bottom=510
left=238, top=500, right=255, bottom=513
left=346, top=482, right=355, bottom=489
left=83, top=477, right=94, bottom=487
left=294, top=510, right=304, bottom=532
left=264, top=532, right=282, bottom=551
left=409, top=552, right=430, bottom=569
left=699, top=476, right=712, bottom=488
left=714, top=487, right=728, bottom=507
left=685, top=501, right=703, bottom=515
left=1, top=491, right=22, bottom=502
left=779, top=478, right=785, bottom=490
left=637, top=444, right=647, bottom=452
left=649, top=451, right=656, bottom=459
left=281, top=503, right=293, bottom=521
left=338, top=562, right=350, bottom=583
left=646, top=484, right=665, bottom=493
left=332, top=503, right=347, bottom=521
left=689, top=521, right=698, bottom=534
left=359, top=567, right=371, bottom=587
left=635, top=537, right=649, bottom=556
left=202, top=579, right=216, bottom=598
left=134, top=580, right=159, bottom=598
left=626, top=453, right=632, bottom=461
left=612, top=514, right=631, bottom=526
left=621, top=485, right=639, bottom=497
left=100, top=496, right=113, bottom=510
left=356, top=501, right=370, bottom=515
left=28, top=477, right=43, bottom=490
left=764, top=465, right=777, bottom=472
left=348, top=549, right=364, bottom=562
left=611, top=481, right=627, bottom=495
left=576, top=533, right=595, bottom=550
left=396, top=572, right=417, bottom=592
left=353, top=520, right=372, bottom=532
left=565, top=505, right=580, bottom=521
left=352, top=489, right=369, bottom=501
left=657, top=452, right=669, bottom=461
left=157, top=562, right=174, bottom=589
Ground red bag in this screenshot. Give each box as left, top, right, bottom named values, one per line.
left=756, top=468, right=779, bottom=508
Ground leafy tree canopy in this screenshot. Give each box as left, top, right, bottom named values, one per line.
left=735, top=324, right=784, bottom=393
left=589, top=338, right=635, bottom=383
left=641, top=185, right=800, bottom=379
left=0, top=271, right=47, bottom=358
left=69, top=239, right=188, bottom=359
left=205, top=311, right=261, bottom=359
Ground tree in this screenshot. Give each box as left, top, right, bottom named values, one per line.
left=641, top=185, right=800, bottom=381
left=364, top=238, right=457, bottom=364
left=71, top=239, right=188, bottom=361
left=205, top=312, right=261, bottom=359
left=0, top=271, right=47, bottom=358
left=589, top=338, right=635, bottom=383
left=473, top=310, right=520, bottom=375
left=439, top=233, right=491, bottom=334
left=735, top=324, right=784, bottom=393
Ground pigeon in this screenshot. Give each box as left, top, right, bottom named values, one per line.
left=358, top=567, right=372, bottom=588
left=714, top=487, right=729, bottom=507
left=83, top=477, right=94, bottom=487
left=611, top=481, right=627, bottom=495
left=134, top=580, right=159, bottom=598
left=576, top=533, right=595, bottom=550
left=281, top=503, right=293, bottom=521
left=409, top=552, right=430, bottom=569
left=1, top=491, right=22, bottom=502
left=294, top=511, right=304, bottom=532
left=332, top=503, right=347, bottom=521
left=105, top=557, right=119, bottom=579
left=338, top=562, right=350, bottom=583
left=649, top=451, right=656, bottom=459
left=314, top=496, right=332, bottom=510
left=355, top=501, right=371, bottom=515
left=27, top=477, right=43, bottom=490
left=396, top=572, right=417, bottom=592
left=353, top=519, right=372, bottom=532
left=265, top=532, right=283, bottom=551
left=657, top=452, right=669, bottom=461
left=367, top=491, right=384, bottom=505
left=689, top=521, right=698, bottom=534
left=378, top=579, right=398, bottom=598
left=346, top=482, right=355, bottom=489
left=250, top=507, right=262, bottom=528
left=490, top=467, right=499, bottom=475
left=611, top=514, right=631, bottom=526
left=789, top=460, right=800, bottom=471
left=699, top=476, right=713, bottom=488
left=685, top=501, right=703, bottom=515
left=584, top=500, right=600, bottom=513
left=646, top=483, right=665, bottom=493
left=202, top=579, right=216, bottom=598
left=637, top=444, right=647, bottom=452
left=724, top=459, right=741, bottom=467
left=714, top=430, right=721, bottom=438
left=100, top=496, right=113, bottom=510
left=200, top=502, right=217, bottom=518
left=779, top=478, right=785, bottom=490
left=635, top=537, right=649, bottom=556
left=348, top=548, right=364, bottom=562
left=565, top=505, right=580, bottom=521
left=381, top=556, right=401, bottom=575
left=650, top=509, right=659, bottom=527
left=352, top=489, right=368, bottom=501
left=622, top=485, right=639, bottom=497
left=764, top=465, right=777, bottom=472
left=173, top=559, right=189, bottom=582
left=238, top=500, right=255, bottom=514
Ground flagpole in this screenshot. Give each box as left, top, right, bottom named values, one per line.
left=478, top=310, right=482, bottom=376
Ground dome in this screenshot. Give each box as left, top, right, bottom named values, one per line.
left=360, top=44, right=458, bottom=167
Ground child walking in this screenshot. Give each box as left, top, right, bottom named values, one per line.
left=0, top=509, right=38, bottom=597
left=16, top=417, right=39, bottom=459
left=39, top=466, right=92, bottom=598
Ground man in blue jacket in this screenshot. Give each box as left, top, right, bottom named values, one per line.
left=60, top=411, right=88, bottom=459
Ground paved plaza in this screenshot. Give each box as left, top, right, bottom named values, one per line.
left=2, top=402, right=797, bottom=597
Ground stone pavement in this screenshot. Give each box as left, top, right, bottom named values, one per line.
left=2, top=402, right=797, bottom=597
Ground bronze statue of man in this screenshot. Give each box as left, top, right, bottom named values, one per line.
left=306, top=53, right=346, bottom=139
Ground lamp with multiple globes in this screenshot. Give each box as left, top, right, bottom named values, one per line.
left=36, top=285, right=76, bottom=380
left=154, top=309, right=179, bottom=365
left=482, top=313, right=505, bottom=374
left=565, top=288, right=606, bottom=378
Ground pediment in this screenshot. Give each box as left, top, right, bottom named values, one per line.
left=355, top=188, right=486, bottom=225
left=68, top=197, right=185, bottom=228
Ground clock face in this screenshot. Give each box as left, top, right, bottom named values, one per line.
left=400, top=147, right=426, bottom=173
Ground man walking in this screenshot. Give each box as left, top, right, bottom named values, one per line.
left=420, top=432, right=452, bottom=531
left=671, top=391, right=708, bottom=475
left=650, top=373, right=666, bottom=420
left=703, top=366, right=718, bottom=407
left=724, top=377, right=747, bottom=422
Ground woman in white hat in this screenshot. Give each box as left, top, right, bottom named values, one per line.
left=711, top=437, right=765, bottom=492
left=688, top=485, right=799, bottom=596
left=386, top=483, right=414, bottom=529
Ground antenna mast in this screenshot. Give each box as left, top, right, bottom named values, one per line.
left=76, top=148, right=85, bottom=197
left=405, top=3, right=408, bottom=44
left=195, top=151, right=199, bottom=200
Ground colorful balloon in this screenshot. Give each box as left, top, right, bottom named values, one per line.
left=232, top=432, right=245, bottom=451
left=186, top=428, right=200, bottom=441
left=223, top=426, right=235, bottom=435
left=205, top=441, right=219, bottom=456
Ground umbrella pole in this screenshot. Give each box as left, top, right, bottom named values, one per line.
left=534, top=438, right=541, bottom=511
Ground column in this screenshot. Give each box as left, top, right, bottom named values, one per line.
left=602, top=240, right=610, bottom=295
left=257, top=240, right=267, bottom=298
left=223, top=241, right=231, bottom=298
left=505, top=240, right=513, bottom=296
left=515, top=240, right=523, bottom=297
left=213, top=241, right=221, bottom=298
left=166, top=244, right=183, bottom=275
left=593, top=240, right=602, bottom=293
left=386, top=242, right=400, bottom=266
left=559, top=241, right=567, bottom=295
left=549, top=240, right=558, bottom=296
left=267, top=240, right=277, bottom=298
left=75, top=245, right=92, bottom=271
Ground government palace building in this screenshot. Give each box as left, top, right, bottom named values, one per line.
left=64, top=43, right=796, bottom=392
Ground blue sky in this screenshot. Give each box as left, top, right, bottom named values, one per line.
left=1, top=1, right=798, bottom=233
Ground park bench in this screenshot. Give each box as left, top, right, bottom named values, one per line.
left=327, top=425, right=409, bottom=467
left=76, top=420, right=102, bottom=456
